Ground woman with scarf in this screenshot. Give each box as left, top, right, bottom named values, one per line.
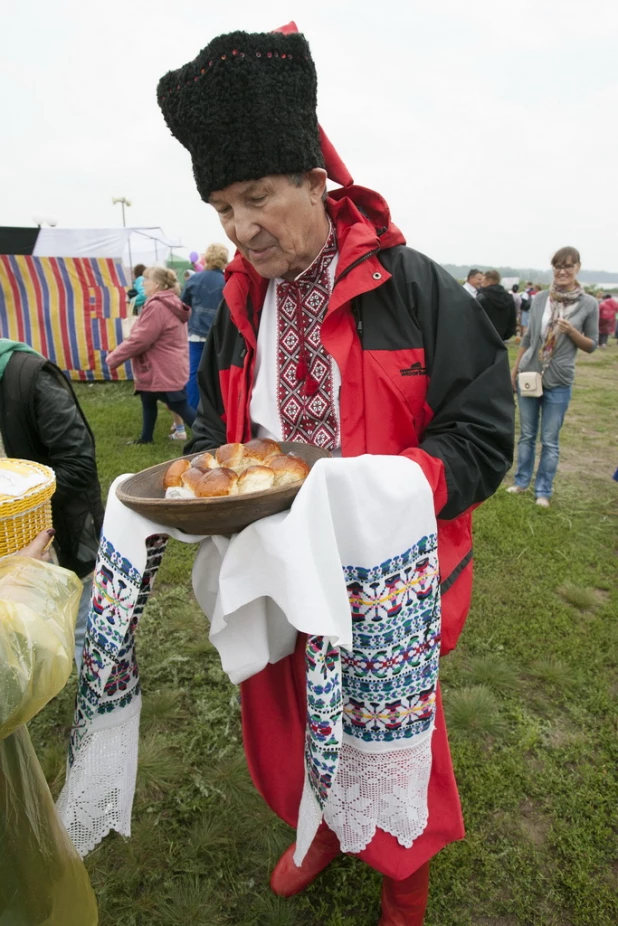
left=507, top=247, right=598, bottom=507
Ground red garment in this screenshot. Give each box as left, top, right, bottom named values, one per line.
left=599, top=298, right=618, bottom=336
left=208, top=185, right=508, bottom=877
left=242, top=635, right=463, bottom=880
left=270, top=824, right=341, bottom=896
left=380, top=862, right=430, bottom=925
left=106, top=291, right=190, bottom=391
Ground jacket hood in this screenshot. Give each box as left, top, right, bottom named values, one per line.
left=479, top=284, right=513, bottom=311
left=327, top=184, right=405, bottom=252
left=149, top=290, right=191, bottom=322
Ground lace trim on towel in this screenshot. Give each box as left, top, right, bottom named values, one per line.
left=56, top=697, right=141, bottom=857
left=295, top=729, right=433, bottom=863
left=323, top=731, right=434, bottom=854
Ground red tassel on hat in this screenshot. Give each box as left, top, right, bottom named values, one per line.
left=273, top=22, right=353, bottom=188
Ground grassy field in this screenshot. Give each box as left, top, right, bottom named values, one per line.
left=29, top=345, right=618, bottom=926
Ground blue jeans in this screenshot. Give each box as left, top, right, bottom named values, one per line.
left=187, top=340, right=206, bottom=411
left=513, top=385, right=572, bottom=498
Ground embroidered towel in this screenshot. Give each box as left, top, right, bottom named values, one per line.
left=58, top=455, right=439, bottom=864
left=56, top=484, right=205, bottom=857
left=193, top=455, right=440, bottom=861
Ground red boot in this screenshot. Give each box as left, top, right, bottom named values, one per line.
left=270, top=825, right=341, bottom=897
left=379, top=862, right=430, bottom=926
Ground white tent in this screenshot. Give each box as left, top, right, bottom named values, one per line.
left=31, top=226, right=183, bottom=269
left=123, top=228, right=184, bottom=270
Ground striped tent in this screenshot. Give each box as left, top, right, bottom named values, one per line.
left=0, top=227, right=181, bottom=381
left=0, top=254, right=132, bottom=381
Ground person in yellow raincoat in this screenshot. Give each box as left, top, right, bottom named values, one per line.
left=0, top=529, right=98, bottom=925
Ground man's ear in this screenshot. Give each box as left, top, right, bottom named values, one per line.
left=306, top=168, right=328, bottom=204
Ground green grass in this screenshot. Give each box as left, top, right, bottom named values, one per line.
left=556, top=583, right=599, bottom=612
left=28, top=347, right=618, bottom=925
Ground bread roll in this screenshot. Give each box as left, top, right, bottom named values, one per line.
left=243, top=438, right=282, bottom=465
left=237, top=465, right=276, bottom=495
left=269, top=454, right=310, bottom=487
left=195, top=467, right=239, bottom=497
left=181, top=467, right=205, bottom=495
left=165, top=486, right=195, bottom=499
left=215, top=442, right=246, bottom=469
left=163, top=458, right=191, bottom=488
left=191, top=452, right=218, bottom=473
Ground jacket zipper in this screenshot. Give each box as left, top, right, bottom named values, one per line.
left=333, top=248, right=379, bottom=286
left=335, top=249, right=379, bottom=341
left=440, top=549, right=473, bottom=595
left=351, top=300, right=363, bottom=341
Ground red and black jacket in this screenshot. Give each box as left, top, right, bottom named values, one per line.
left=187, top=184, right=514, bottom=654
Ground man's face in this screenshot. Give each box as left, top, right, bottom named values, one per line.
left=471, top=273, right=484, bottom=290
left=209, top=171, right=328, bottom=281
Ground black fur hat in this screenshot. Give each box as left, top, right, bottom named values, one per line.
left=157, top=31, right=324, bottom=201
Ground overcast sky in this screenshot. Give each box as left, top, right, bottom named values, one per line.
left=2, top=0, right=617, bottom=271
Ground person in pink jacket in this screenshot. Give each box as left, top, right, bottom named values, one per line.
left=598, top=294, right=618, bottom=348
left=106, top=267, right=196, bottom=444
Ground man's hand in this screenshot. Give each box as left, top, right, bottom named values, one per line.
left=19, top=529, right=56, bottom=562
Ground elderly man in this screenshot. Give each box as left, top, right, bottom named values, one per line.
left=158, top=27, right=513, bottom=925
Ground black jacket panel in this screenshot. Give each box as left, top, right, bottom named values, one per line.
left=370, top=247, right=514, bottom=518
left=0, top=354, right=104, bottom=576
left=186, top=303, right=241, bottom=454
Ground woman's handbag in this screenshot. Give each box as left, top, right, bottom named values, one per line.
left=517, top=371, right=543, bottom=397
left=121, top=314, right=138, bottom=340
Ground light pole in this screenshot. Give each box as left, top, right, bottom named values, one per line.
left=112, top=197, right=133, bottom=275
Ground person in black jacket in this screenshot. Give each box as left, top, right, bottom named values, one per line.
left=477, top=270, right=517, bottom=341
left=0, top=340, right=104, bottom=667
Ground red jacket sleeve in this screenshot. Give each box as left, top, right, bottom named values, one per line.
left=400, top=448, right=448, bottom=517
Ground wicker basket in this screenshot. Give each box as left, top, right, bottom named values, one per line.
left=0, top=459, right=56, bottom=558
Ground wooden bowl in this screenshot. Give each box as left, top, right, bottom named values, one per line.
left=116, top=442, right=331, bottom=535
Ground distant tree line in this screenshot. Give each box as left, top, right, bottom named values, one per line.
left=441, top=264, right=618, bottom=285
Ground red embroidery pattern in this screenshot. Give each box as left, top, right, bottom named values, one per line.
left=276, top=227, right=339, bottom=448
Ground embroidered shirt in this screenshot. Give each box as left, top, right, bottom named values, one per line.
left=249, top=226, right=341, bottom=451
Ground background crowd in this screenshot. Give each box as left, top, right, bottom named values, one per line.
left=0, top=239, right=611, bottom=926
left=113, top=247, right=614, bottom=457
